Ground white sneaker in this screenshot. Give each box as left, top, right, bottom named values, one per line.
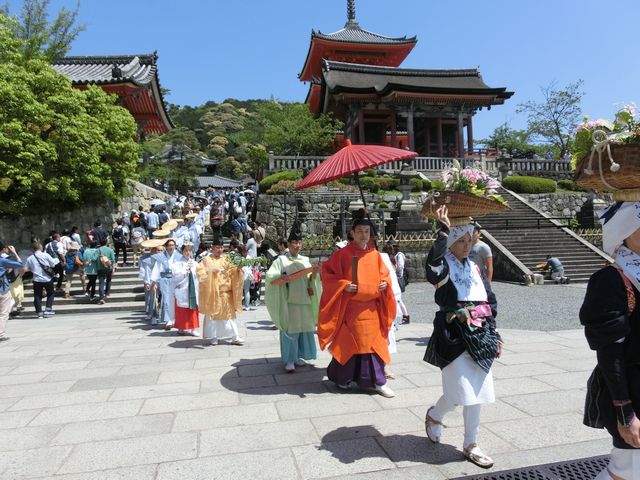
left=208, top=338, right=219, bottom=346
left=43, top=310, right=55, bottom=316
left=374, top=384, right=395, bottom=398
left=230, top=337, right=244, bottom=346
left=295, top=359, right=309, bottom=367
left=285, top=362, right=295, bottom=373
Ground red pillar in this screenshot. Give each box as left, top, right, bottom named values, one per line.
left=424, top=120, right=431, bottom=156
left=457, top=111, right=465, bottom=157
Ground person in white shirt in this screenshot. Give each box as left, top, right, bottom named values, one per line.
left=23, top=242, right=59, bottom=318
left=245, top=231, right=258, bottom=259
left=393, top=243, right=411, bottom=324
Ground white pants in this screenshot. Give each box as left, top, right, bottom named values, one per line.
left=203, top=315, right=239, bottom=340
left=0, top=290, right=14, bottom=337
left=429, top=394, right=482, bottom=448
left=594, top=447, right=640, bottom=480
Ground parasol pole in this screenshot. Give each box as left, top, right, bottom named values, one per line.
left=352, top=173, right=377, bottom=237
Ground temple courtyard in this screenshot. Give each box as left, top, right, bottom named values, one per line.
left=0, top=282, right=610, bottom=479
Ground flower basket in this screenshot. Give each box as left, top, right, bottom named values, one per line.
left=421, top=191, right=511, bottom=225
left=574, top=144, right=640, bottom=199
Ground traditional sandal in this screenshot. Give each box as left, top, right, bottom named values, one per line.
left=463, top=443, right=494, bottom=469
left=424, top=406, right=446, bottom=443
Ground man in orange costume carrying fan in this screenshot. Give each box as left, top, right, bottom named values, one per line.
left=317, top=211, right=397, bottom=398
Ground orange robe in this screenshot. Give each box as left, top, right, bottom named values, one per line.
left=317, top=242, right=396, bottom=365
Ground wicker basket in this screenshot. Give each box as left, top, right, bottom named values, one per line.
left=574, top=144, right=640, bottom=191
left=421, top=191, right=510, bottom=224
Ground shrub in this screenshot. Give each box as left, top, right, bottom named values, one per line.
left=409, top=178, right=424, bottom=192
left=364, top=168, right=377, bottom=177
left=421, top=178, right=432, bottom=191
left=378, top=201, right=389, bottom=208
left=377, top=177, right=393, bottom=190
left=503, top=175, right=556, bottom=193
left=557, top=179, right=587, bottom=192
left=259, top=170, right=302, bottom=191
left=266, top=179, right=300, bottom=194
left=359, top=177, right=380, bottom=193
left=389, top=178, right=400, bottom=189
left=431, top=180, right=446, bottom=190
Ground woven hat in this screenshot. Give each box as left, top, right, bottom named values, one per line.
left=162, top=219, right=178, bottom=231
left=175, top=218, right=184, bottom=224
left=153, top=229, right=170, bottom=238
left=185, top=213, right=198, bottom=220
left=141, top=239, right=164, bottom=249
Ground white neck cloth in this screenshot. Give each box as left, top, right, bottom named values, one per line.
left=446, top=224, right=474, bottom=248
left=614, top=246, right=640, bottom=293
left=445, top=251, right=488, bottom=302
left=600, top=202, right=640, bottom=256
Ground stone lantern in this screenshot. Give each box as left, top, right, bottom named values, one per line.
left=397, top=162, right=419, bottom=211
left=496, top=149, right=512, bottom=181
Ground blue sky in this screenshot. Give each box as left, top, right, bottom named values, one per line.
left=6, top=0, right=640, bottom=140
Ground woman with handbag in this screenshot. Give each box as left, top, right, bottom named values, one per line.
left=581, top=201, right=640, bottom=479
left=423, top=206, right=502, bottom=469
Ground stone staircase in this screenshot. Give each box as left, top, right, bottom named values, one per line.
left=478, top=189, right=610, bottom=284
left=21, top=261, right=144, bottom=317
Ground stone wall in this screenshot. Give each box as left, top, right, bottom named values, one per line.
left=0, top=180, right=171, bottom=250
left=521, top=193, right=589, bottom=218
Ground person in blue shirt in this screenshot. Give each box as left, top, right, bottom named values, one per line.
left=0, top=240, right=24, bottom=340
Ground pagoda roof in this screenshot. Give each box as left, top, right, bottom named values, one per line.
left=298, top=4, right=416, bottom=83
left=52, top=52, right=173, bottom=134
left=196, top=175, right=243, bottom=189
left=312, top=23, right=416, bottom=45
left=150, top=145, right=217, bottom=166
left=318, top=60, right=513, bottom=111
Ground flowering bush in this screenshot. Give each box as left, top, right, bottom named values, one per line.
left=572, top=103, right=640, bottom=162
left=441, top=160, right=503, bottom=202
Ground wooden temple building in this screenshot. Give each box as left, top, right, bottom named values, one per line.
left=52, top=52, right=173, bottom=137
left=299, top=1, right=513, bottom=157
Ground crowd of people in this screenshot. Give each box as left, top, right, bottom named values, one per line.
left=0, top=184, right=637, bottom=476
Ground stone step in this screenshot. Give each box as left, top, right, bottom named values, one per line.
left=13, top=300, right=144, bottom=317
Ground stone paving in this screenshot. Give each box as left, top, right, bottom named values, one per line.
left=0, top=294, right=611, bottom=479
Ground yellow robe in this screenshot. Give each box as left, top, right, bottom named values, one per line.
left=196, top=255, right=243, bottom=320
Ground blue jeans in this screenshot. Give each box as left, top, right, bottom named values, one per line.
left=97, top=271, right=112, bottom=299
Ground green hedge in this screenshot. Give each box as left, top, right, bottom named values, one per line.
left=259, top=170, right=302, bottom=191
left=502, top=175, right=556, bottom=193
left=557, top=179, right=587, bottom=192
left=359, top=177, right=380, bottom=193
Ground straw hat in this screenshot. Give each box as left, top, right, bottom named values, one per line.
left=153, top=229, right=171, bottom=238
left=185, top=213, right=198, bottom=220
left=162, top=219, right=178, bottom=231
left=141, top=239, right=164, bottom=249
left=175, top=218, right=185, bottom=225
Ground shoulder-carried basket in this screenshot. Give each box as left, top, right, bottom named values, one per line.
left=575, top=144, right=640, bottom=200
left=421, top=191, right=510, bottom=225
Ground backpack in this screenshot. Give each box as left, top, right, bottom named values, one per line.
left=98, top=247, right=113, bottom=270
left=112, top=226, right=124, bottom=243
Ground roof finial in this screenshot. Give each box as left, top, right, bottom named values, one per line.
left=346, top=0, right=359, bottom=28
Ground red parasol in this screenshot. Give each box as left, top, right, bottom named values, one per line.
left=297, top=140, right=417, bottom=189
left=296, top=140, right=418, bottom=209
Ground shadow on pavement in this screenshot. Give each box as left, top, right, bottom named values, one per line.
left=397, top=336, right=430, bottom=347
left=246, top=320, right=277, bottom=331
left=219, top=358, right=332, bottom=398
left=319, top=425, right=463, bottom=465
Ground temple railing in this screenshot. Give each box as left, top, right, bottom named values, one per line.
left=268, top=153, right=573, bottom=178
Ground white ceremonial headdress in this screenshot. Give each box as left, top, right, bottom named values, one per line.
left=600, top=202, right=640, bottom=255
left=446, top=224, right=474, bottom=248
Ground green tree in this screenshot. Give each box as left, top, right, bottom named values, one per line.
left=256, top=101, right=341, bottom=156
left=517, top=80, right=584, bottom=158
left=139, top=127, right=204, bottom=193
left=0, top=13, right=139, bottom=215
left=478, top=123, right=543, bottom=158
left=2, top=0, right=85, bottom=61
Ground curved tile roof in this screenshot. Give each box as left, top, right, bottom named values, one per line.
left=52, top=53, right=158, bottom=86
left=313, top=24, right=416, bottom=45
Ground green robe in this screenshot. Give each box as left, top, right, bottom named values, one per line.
left=265, top=253, right=321, bottom=333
